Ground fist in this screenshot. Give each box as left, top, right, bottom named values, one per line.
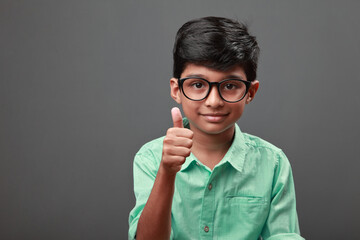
left=161, top=107, right=193, bottom=174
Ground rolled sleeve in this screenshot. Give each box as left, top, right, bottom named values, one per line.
left=128, top=150, right=159, bottom=240
left=261, top=151, right=305, bottom=240
left=266, top=233, right=305, bottom=240
left=128, top=213, right=141, bottom=240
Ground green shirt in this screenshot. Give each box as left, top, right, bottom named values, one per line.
left=129, top=120, right=304, bottom=240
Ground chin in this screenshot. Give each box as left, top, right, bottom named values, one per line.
left=194, top=121, right=235, bottom=135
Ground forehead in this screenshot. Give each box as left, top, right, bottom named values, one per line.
left=181, top=63, right=247, bottom=80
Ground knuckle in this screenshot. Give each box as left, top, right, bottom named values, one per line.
left=187, top=139, right=193, bottom=148
left=174, top=156, right=185, bottom=164
left=179, top=157, right=186, bottom=165
left=167, top=128, right=175, bottom=135
left=163, top=137, right=172, bottom=145
left=190, top=132, right=194, bottom=138
left=187, top=130, right=194, bottom=138
left=166, top=129, right=171, bottom=136
left=162, top=145, right=169, bottom=153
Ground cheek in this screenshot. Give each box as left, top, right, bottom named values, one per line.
left=232, top=103, right=246, bottom=117
left=181, top=98, right=198, bottom=116
left=182, top=102, right=196, bottom=114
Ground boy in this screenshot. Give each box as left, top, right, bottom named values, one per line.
left=129, top=16, right=304, bottom=240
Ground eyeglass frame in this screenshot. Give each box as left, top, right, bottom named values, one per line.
left=178, top=77, right=251, bottom=103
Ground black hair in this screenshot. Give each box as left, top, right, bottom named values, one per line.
left=173, top=16, right=260, bottom=82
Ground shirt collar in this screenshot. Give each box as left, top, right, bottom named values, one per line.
left=222, top=123, right=248, bottom=173
left=180, top=152, right=198, bottom=171
left=180, top=118, right=248, bottom=173
left=180, top=118, right=197, bottom=171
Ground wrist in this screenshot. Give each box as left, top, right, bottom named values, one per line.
left=158, top=164, right=178, bottom=180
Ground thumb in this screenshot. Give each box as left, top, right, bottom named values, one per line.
left=171, top=107, right=183, bottom=128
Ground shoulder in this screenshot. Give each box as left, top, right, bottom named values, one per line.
left=242, top=132, right=288, bottom=166
left=132, top=136, right=165, bottom=175
left=135, top=136, right=165, bottom=161
left=137, top=136, right=165, bottom=154
left=242, top=132, right=281, bottom=151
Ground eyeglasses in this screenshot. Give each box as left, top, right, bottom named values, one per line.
left=178, top=77, right=251, bottom=103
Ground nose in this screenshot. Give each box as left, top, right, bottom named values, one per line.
left=205, top=86, right=225, bottom=108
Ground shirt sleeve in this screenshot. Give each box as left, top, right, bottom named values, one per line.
left=260, top=150, right=305, bottom=240
left=128, top=146, right=174, bottom=240
left=128, top=150, right=157, bottom=239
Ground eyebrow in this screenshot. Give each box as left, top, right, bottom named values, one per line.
left=226, top=74, right=245, bottom=80
left=184, top=73, right=245, bottom=80
left=185, top=74, right=206, bottom=78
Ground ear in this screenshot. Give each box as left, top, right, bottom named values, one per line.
left=246, top=80, right=259, bottom=104
left=170, top=78, right=182, bottom=104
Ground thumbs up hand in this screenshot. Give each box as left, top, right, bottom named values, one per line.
left=161, top=107, right=194, bottom=175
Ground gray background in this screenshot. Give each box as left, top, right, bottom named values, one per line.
left=1, top=0, right=359, bottom=239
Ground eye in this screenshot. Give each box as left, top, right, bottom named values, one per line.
left=221, top=80, right=245, bottom=91
left=192, top=82, right=204, bottom=89
left=224, top=83, right=236, bottom=90
left=186, top=79, right=207, bottom=89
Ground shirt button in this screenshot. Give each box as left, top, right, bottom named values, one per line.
left=208, top=183, right=212, bottom=191
left=204, top=226, right=209, bottom=232
left=196, top=162, right=200, bottom=166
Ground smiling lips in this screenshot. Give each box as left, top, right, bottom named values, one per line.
left=201, top=113, right=229, bottom=122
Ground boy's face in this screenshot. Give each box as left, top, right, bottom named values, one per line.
left=170, top=63, right=259, bottom=136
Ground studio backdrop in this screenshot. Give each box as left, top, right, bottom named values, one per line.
left=1, top=1, right=359, bottom=239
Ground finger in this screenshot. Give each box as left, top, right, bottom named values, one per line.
left=166, top=146, right=191, bottom=158
left=173, top=137, right=193, bottom=149
left=166, top=128, right=194, bottom=139
left=163, top=136, right=193, bottom=148
left=171, top=107, right=183, bottom=128
left=165, top=155, right=186, bottom=166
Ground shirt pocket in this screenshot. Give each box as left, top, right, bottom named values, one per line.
left=226, top=195, right=267, bottom=205
left=222, top=195, right=269, bottom=228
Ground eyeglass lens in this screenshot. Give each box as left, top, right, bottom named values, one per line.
left=182, top=78, right=247, bottom=102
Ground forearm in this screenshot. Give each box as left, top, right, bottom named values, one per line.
left=136, top=166, right=176, bottom=240
left=136, top=108, right=191, bottom=239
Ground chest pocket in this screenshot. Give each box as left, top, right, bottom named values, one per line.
left=227, top=195, right=266, bottom=205
left=216, top=195, right=269, bottom=237
left=226, top=195, right=266, bottom=204
left=226, top=195, right=268, bottom=219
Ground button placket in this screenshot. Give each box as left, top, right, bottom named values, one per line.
left=200, top=176, right=216, bottom=238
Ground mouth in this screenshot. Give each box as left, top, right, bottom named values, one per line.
left=201, top=113, right=229, bottom=122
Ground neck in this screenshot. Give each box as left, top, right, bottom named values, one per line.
left=190, top=124, right=235, bottom=168
left=193, top=127, right=234, bottom=151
